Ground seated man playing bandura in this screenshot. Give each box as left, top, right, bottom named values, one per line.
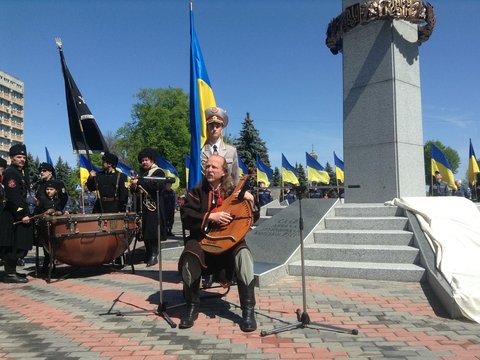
left=178, top=155, right=259, bottom=332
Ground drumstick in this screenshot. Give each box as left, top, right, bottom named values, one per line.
left=13, top=210, right=55, bottom=225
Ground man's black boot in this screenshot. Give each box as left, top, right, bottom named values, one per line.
left=146, top=246, right=158, bottom=267
left=2, top=260, right=28, bottom=284
left=238, top=280, right=257, bottom=332
left=179, top=278, right=200, bottom=329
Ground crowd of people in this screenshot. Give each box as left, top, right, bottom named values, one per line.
left=430, top=171, right=475, bottom=199
left=0, top=106, right=260, bottom=333
left=6, top=105, right=475, bottom=332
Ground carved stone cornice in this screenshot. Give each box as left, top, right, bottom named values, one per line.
left=326, top=0, right=436, bottom=55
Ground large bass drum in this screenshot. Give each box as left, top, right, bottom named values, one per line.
left=38, top=212, right=138, bottom=267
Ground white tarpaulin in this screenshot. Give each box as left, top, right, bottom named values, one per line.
left=385, top=197, right=480, bottom=324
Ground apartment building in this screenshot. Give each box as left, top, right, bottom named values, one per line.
left=0, top=70, right=24, bottom=162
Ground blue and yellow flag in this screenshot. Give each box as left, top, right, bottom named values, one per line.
left=238, top=155, right=248, bottom=177
left=115, top=161, right=133, bottom=188
left=116, top=161, right=133, bottom=177
left=185, top=155, right=190, bottom=190
left=333, top=152, right=344, bottom=184
left=188, top=2, right=216, bottom=190
left=79, top=154, right=99, bottom=185
left=45, top=147, right=54, bottom=166
left=157, top=155, right=180, bottom=190
left=431, top=143, right=457, bottom=190
left=468, top=139, right=479, bottom=186
left=256, top=154, right=273, bottom=187
left=281, top=154, right=299, bottom=185
left=306, top=152, right=330, bottom=184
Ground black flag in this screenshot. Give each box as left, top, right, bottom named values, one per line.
left=57, top=41, right=109, bottom=153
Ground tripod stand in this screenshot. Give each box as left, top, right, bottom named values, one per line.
left=260, top=187, right=358, bottom=337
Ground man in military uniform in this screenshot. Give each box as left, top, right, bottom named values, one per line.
left=86, top=152, right=128, bottom=213
left=431, top=171, right=452, bottom=196
left=36, top=162, right=69, bottom=212
left=201, top=107, right=239, bottom=184
left=257, top=181, right=272, bottom=207
left=0, top=144, right=34, bottom=283
left=130, top=148, right=167, bottom=266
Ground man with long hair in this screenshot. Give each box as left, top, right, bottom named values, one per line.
left=178, top=155, right=258, bottom=332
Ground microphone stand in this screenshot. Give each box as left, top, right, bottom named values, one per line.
left=154, top=183, right=176, bottom=328
left=260, top=185, right=358, bottom=337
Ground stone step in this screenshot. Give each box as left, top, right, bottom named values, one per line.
left=314, top=229, right=413, bottom=245
left=335, top=204, right=403, bottom=217
left=265, top=207, right=286, bottom=217
left=324, top=217, right=408, bottom=230
left=303, top=244, right=419, bottom=263
left=288, top=260, right=424, bottom=282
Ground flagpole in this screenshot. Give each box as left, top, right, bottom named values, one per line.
left=56, top=38, right=104, bottom=213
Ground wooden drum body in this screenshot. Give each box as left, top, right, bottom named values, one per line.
left=39, top=213, right=138, bottom=266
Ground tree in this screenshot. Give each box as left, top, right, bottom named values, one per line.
left=324, top=161, right=336, bottom=185
left=271, top=167, right=280, bottom=186
left=26, top=154, right=40, bottom=186
left=296, top=163, right=308, bottom=190
left=235, top=112, right=269, bottom=168
left=104, top=131, right=124, bottom=162
left=424, top=140, right=460, bottom=184
left=55, top=157, right=76, bottom=197
left=116, top=87, right=190, bottom=184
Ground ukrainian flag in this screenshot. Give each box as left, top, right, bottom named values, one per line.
left=157, top=155, right=180, bottom=190
left=256, top=154, right=273, bottom=187
left=468, top=139, right=479, bottom=186
left=281, top=154, right=299, bottom=185
left=116, top=161, right=134, bottom=188
left=188, top=2, right=216, bottom=190
left=334, top=152, right=344, bottom=184
left=238, top=155, right=248, bottom=177
left=79, top=154, right=99, bottom=185
left=185, top=155, right=190, bottom=190
left=431, top=143, right=457, bottom=190
left=306, top=152, right=330, bottom=184
left=116, top=161, right=133, bottom=178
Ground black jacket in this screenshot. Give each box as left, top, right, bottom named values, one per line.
left=0, top=165, right=33, bottom=250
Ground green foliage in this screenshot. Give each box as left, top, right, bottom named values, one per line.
left=296, top=163, right=308, bottom=190
left=55, top=156, right=77, bottom=197
left=424, top=140, right=460, bottom=183
left=26, top=154, right=40, bottom=186
left=235, top=112, right=269, bottom=168
left=271, top=167, right=280, bottom=186
left=116, top=88, right=190, bottom=185
left=324, top=161, right=336, bottom=185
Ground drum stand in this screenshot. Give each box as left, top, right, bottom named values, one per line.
left=260, top=191, right=358, bottom=337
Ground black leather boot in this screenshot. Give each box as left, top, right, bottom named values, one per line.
left=146, top=245, right=158, bottom=267
left=179, top=278, right=200, bottom=329
left=238, top=280, right=257, bottom=332
left=2, top=259, right=28, bottom=284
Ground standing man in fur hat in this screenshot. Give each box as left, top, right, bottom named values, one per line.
left=0, top=144, right=34, bottom=283
left=86, top=152, right=128, bottom=213
left=201, top=107, right=239, bottom=184
left=130, top=148, right=167, bottom=266
left=36, top=162, right=68, bottom=213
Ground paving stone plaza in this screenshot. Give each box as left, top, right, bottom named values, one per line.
left=1, top=214, right=479, bottom=360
